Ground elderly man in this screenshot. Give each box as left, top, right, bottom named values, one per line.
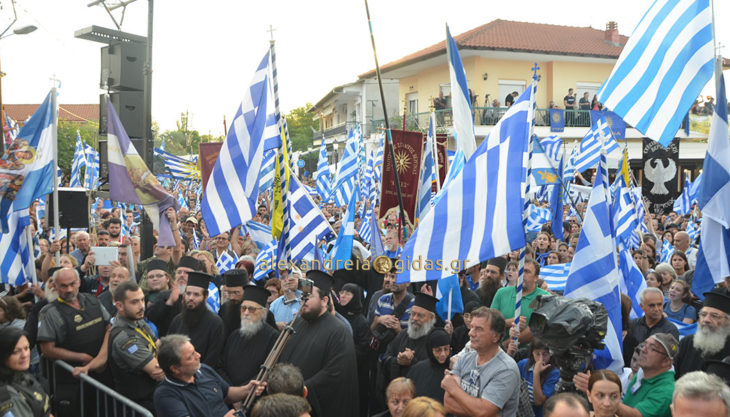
left=153, top=334, right=263, bottom=417
left=675, top=291, right=730, bottom=378
left=620, top=333, right=678, bottom=417
left=69, top=231, right=91, bottom=266
left=626, top=288, right=680, bottom=356
left=98, top=265, right=130, bottom=314
left=270, top=268, right=303, bottom=330
left=147, top=255, right=201, bottom=336
left=219, top=285, right=277, bottom=386
left=218, top=269, right=249, bottom=340
left=544, top=393, right=590, bottom=417
left=672, top=232, right=697, bottom=270
left=381, top=292, right=438, bottom=383
left=442, top=307, right=520, bottom=417
left=671, top=371, right=730, bottom=417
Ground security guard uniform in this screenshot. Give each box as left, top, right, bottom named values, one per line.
left=0, top=373, right=52, bottom=417
left=109, top=314, right=159, bottom=414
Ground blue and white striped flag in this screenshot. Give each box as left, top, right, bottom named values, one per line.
left=83, top=144, right=100, bottom=190
left=673, top=172, right=692, bottom=216
left=446, top=24, right=476, bottom=160
left=668, top=318, right=697, bottom=339
left=154, top=147, right=200, bottom=181
left=192, top=232, right=200, bottom=250
left=531, top=135, right=560, bottom=187
left=564, top=149, right=623, bottom=372
left=331, top=186, right=357, bottom=270
left=611, top=183, right=639, bottom=247
left=396, top=83, right=535, bottom=283
left=527, top=204, right=551, bottom=233
left=660, top=239, right=674, bottom=264
left=0, top=207, right=33, bottom=285
left=258, top=150, right=276, bottom=193
left=693, top=70, right=730, bottom=299
left=201, top=51, right=275, bottom=237
left=242, top=221, right=273, bottom=251
left=285, top=174, right=334, bottom=263
left=316, top=137, right=331, bottom=201
left=618, top=248, right=647, bottom=318
left=540, top=263, right=571, bottom=292
left=687, top=216, right=699, bottom=245
left=540, top=135, right=563, bottom=162
left=416, top=112, right=437, bottom=222
left=359, top=152, right=375, bottom=220
left=216, top=251, right=239, bottom=274
left=206, top=282, right=221, bottom=314
left=374, top=133, right=384, bottom=190
left=358, top=207, right=372, bottom=243
left=254, top=240, right=277, bottom=282
left=563, top=142, right=578, bottom=184
left=332, top=128, right=359, bottom=207
left=689, top=172, right=702, bottom=203
left=70, top=131, right=85, bottom=187
left=597, top=0, right=714, bottom=146
left=573, top=116, right=620, bottom=173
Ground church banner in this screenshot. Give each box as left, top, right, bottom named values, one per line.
left=435, top=133, right=448, bottom=189
left=642, top=138, right=679, bottom=215
left=380, top=129, right=424, bottom=227
left=199, top=142, right=223, bottom=187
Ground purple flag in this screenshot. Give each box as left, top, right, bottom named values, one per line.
left=106, top=98, right=179, bottom=246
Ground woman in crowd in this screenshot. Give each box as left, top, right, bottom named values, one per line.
left=517, top=339, right=560, bottom=417
left=402, top=396, right=446, bottom=417
left=661, top=231, right=674, bottom=246
left=0, top=296, right=26, bottom=330
left=654, top=263, right=677, bottom=296
left=337, top=283, right=371, bottom=417
left=504, top=261, right=519, bottom=287
left=546, top=251, right=560, bottom=265
left=451, top=302, right=479, bottom=354
left=587, top=370, right=622, bottom=417
left=670, top=251, right=690, bottom=278
left=265, top=278, right=282, bottom=306
left=533, top=232, right=552, bottom=266
left=372, top=377, right=416, bottom=417
left=645, top=270, right=662, bottom=289
left=407, top=329, right=450, bottom=403
left=664, top=280, right=696, bottom=324
left=0, top=327, right=52, bottom=417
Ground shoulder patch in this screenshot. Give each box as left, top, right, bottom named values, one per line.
left=127, top=344, right=139, bottom=355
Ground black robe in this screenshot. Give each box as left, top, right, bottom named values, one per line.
left=381, top=330, right=429, bottom=384
left=146, top=290, right=181, bottom=336
left=675, top=334, right=730, bottom=379
left=218, top=324, right=278, bottom=385
left=407, top=359, right=446, bottom=403
left=279, top=312, right=359, bottom=417
left=168, top=309, right=224, bottom=368
left=219, top=300, right=278, bottom=342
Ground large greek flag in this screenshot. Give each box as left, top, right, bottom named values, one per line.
left=83, top=144, right=99, bottom=190
left=564, top=150, right=623, bottom=372
left=316, top=137, right=331, bottom=201
left=332, top=127, right=359, bottom=207
left=446, top=24, right=476, bottom=161
left=0, top=207, right=33, bottom=285
left=258, top=150, right=276, bottom=193
left=618, top=247, right=647, bottom=318
left=70, top=132, right=85, bottom=187
left=201, top=51, right=274, bottom=237
left=396, top=84, right=534, bottom=283
left=574, top=116, right=620, bottom=173
left=540, top=263, right=571, bottom=292
left=597, top=0, right=714, bottom=146
left=416, top=113, right=437, bottom=222
left=154, top=147, right=200, bottom=181
left=285, top=173, right=334, bottom=262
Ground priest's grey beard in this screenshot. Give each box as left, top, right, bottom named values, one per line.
left=239, top=315, right=264, bottom=338
left=45, top=288, right=58, bottom=303
left=407, top=317, right=435, bottom=339
left=693, top=321, right=730, bottom=356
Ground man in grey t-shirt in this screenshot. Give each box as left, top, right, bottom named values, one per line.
left=442, top=307, right=520, bottom=417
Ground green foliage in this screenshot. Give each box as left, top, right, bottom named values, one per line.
left=154, top=112, right=224, bottom=156
left=57, top=121, right=99, bottom=176
left=285, top=104, right=318, bottom=152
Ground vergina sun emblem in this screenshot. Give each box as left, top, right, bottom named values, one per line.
left=394, top=151, right=412, bottom=174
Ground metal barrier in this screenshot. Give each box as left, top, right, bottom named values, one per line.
left=43, top=358, right=153, bottom=417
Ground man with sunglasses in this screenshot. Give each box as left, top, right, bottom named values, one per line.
left=620, top=333, right=678, bottom=417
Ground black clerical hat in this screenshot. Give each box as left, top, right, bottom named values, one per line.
left=414, top=292, right=438, bottom=313
left=48, top=266, right=63, bottom=278
left=223, top=269, right=249, bottom=288
left=178, top=256, right=201, bottom=271
left=242, top=285, right=268, bottom=307
left=146, top=259, right=168, bottom=273
left=306, top=269, right=334, bottom=294
left=703, top=291, right=730, bottom=315
left=186, top=271, right=212, bottom=289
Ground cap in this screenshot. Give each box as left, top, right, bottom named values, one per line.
left=185, top=216, right=198, bottom=225
left=186, top=271, right=212, bottom=289
left=703, top=291, right=730, bottom=316
left=241, top=285, right=269, bottom=307
left=223, top=269, right=249, bottom=288
left=306, top=269, right=334, bottom=294
left=414, top=292, right=438, bottom=313
left=47, top=266, right=63, bottom=278
left=146, top=259, right=169, bottom=274
left=652, top=333, right=679, bottom=361
left=178, top=256, right=201, bottom=272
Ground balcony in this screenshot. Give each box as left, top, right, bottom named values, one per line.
left=311, top=121, right=360, bottom=141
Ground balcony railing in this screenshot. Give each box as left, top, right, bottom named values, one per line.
left=312, top=121, right=360, bottom=140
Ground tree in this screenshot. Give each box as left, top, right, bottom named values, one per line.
left=57, top=120, right=99, bottom=178
left=285, top=104, right=318, bottom=152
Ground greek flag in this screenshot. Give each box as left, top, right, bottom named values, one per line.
left=4, top=114, right=18, bottom=143
left=192, top=232, right=200, bottom=250
left=417, top=113, right=437, bottom=222
left=527, top=204, right=551, bottom=233
left=216, top=251, right=239, bottom=274
left=396, top=83, right=535, bottom=283
left=563, top=142, right=578, bottom=183
left=611, top=183, right=639, bottom=246
left=254, top=240, right=277, bottom=282
left=0, top=207, right=33, bottom=285
left=374, top=133, right=384, bottom=188
left=316, top=137, right=331, bottom=201
left=258, top=150, right=276, bottom=193
left=693, top=70, right=730, bottom=299
left=70, top=132, right=85, bottom=187
left=83, top=144, right=99, bottom=190
left=435, top=275, right=463, bottom=321
left=540, top=135, right=563, bottom=162
left=660, top=239, right=674, bottom=263
left=0, top=90, right=56, bottom=232
left=689, top=172, right=702, bottom=203
left=540, top=263, right=571, bottom=292
left=573, top=116, right=620, bottom=173
left=285, top=174, right=334, bottom=262
left=668, top=318, right=697, bottom=339
left=564, top=149, right=623, bottom=372
left=618, top=248, right=647, bottom=318
left=687, top=216, right=699, bottom=244
left=359, top=152, right=375, bottom=220
left=242, top=221, right=273, bottom=250
left=597, top=0, right=714, bottom=146
left=531, top=136, right=560, bottom=186
left=154, top=148, right=200, bottom=181
left=206, top=282, right=221, bottom=314
left=201, top=51, right=275, bottom=238
left=368, top=208, right=385, bottom=258
left=331, top=186, right=357, bottom=270
left=673, top=172, right=692, bottom=215
left=358, top=207, right=372, bottom=243
left=446, top=24, right=476, bottom=160
left=332, top=128, right=359, bottom=207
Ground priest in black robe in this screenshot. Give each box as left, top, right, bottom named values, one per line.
left=168, top=271, right=225, bottom=368
left=279, top=269, right=359, bottom=417
left=219, top=285, right=278, bottom=385
left=147, top=256, right=201, bottom=336
left=407, top=327, right=451, bottom=403
left=381, top=292, right=438, bottom=384
left=675, top=291, right=730, bottom=378
left=218, top=269, right=249, bottom=341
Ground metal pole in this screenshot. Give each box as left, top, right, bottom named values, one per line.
left=140, top=0, right=155, bottom=260
left=51, top=87, right=61, bottom=265
left=0, top=56, right=4, bottom=156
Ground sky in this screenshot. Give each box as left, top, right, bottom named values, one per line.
left=2, top=0, right=729, bottom=137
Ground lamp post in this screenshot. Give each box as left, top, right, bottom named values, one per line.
left=0, top=24, right=38, bottom=154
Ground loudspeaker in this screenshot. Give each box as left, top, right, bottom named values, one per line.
left=46, top=188, right=89, bottom=229
left=99, top=92, right=144, bottom=138
left=100, top=42, right=145, bottom=91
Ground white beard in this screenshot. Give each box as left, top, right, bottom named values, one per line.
left=239, top=316, right=264, bottom=338
left=407, top=318, right=435, bottom=339
left=693, top=322, right=730, bottom=356
left=45, top=289, right=58, bottom=303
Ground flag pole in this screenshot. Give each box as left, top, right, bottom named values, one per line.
left=24, top=226, right=38, bottom=286
left=447, top=287, right=452, bottom=321
left=51, top=87, right=61, bottom=265
left=430, top=111, right=441, bottom=192
left=363, top=0, right=409, bottom=236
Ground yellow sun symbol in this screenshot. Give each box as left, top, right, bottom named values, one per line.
left=394, top=151, right=411, bottom=174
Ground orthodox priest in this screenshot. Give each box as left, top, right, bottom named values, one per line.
left=167, top=271, right=224, bottom=368
left=279, top=269, right=359, bottom=417
left=219, top=285, right=278, bottom=385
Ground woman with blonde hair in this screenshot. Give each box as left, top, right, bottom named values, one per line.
left=372, top=377, right=416, bottom=417
left=191, top=250, right=220, bottom=276
left=402, top=396, right=446, bottom=417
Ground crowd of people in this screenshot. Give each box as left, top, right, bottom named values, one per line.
left=0, top=171, right=729, bottom=417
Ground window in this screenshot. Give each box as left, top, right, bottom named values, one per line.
left=407, top=92, right=418, bottom=115
left=576, top=83, right=602, bottom=104
left=498, top=80, right=526, bottom=107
